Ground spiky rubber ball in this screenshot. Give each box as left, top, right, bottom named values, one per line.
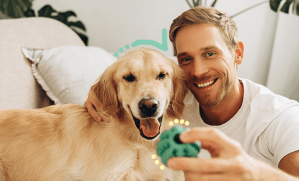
left=156, top=126, right=201, bottom=166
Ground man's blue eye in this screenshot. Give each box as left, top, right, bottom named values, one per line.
left=207, top=52, right=216, bottom=57
left=179, top=56, right=193, bottom=65
left=184, top=57, right=191, bottom=61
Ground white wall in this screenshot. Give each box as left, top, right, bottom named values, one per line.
left=213, top=0, right=278, bottom=86
left=266, top=12, right=299, bottom=101
left=33, top=0, right=278, bottom=85
left=32, top=0, right=189, bottom=56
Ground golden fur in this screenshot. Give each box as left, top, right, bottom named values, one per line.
left=0, top=48, right=188, bottom=181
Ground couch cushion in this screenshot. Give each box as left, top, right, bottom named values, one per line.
left=0, top=17, right=85, bottom=110
left=22, top=45, right=116, bottom=105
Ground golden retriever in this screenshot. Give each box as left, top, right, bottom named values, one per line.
left=0, top=48, right=187, bottom=181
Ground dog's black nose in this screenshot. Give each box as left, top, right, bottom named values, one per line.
left=139, top=98, right=160, bottom=117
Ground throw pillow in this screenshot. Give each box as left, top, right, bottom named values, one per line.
left=22, top=45, right=117, bottom=105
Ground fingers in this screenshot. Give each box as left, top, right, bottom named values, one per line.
left=168, top=157, right=255, bottom=180
left=179, top=127, right=242, bottom=157
left=84, top=97, right=103, bottom=122
left=168, top=157, right=233, bottom=173
left=90, top=97, right=102, bottom=111
left=167, top=128, right=262, bottom=180
left=183, top=171, right=241, bottom=181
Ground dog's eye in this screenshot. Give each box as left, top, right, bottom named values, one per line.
left=157, top=72, right=167, bottom=80
left=123, top=74, right=136, bottom=82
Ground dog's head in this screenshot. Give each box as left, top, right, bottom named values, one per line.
left=89, top=48, right=187, bottom=141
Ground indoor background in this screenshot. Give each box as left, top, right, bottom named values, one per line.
left=6, top=0, right=299, bottom=101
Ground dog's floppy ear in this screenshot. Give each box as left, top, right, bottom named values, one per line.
left=166, top=60, right=188, bottom=119
left=89, top=64, right=119, bottom=119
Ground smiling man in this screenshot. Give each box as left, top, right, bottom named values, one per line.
left=175, top=23, right=244, bottom=126
left=166, top=6, right=299, bottom=180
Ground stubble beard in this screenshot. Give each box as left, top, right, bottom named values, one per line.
left=189, top=75, right=234, bottom=108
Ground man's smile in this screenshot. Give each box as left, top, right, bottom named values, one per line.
left=193, top=78, right=218, bottom=88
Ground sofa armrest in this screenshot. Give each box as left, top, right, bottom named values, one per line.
left=0, top=17, right=85, bottom=109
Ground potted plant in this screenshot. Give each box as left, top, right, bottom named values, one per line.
left=0, top=0, right=88, bottom=45
left=186, top=0, right=299, bottom=18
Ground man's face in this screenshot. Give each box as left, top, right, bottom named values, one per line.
left=175, top=24, right=241, bottom=107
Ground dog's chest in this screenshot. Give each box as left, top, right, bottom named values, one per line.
left=95, top=148, right=170, bottom=181
left=68, top=143, right=177, bottom=181
left=105, top=149, right=158, bottom=180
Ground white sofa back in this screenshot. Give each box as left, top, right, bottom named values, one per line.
left=0, top=17, right=84, bottom=109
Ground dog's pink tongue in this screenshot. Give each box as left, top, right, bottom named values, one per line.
left=140, top=118, right=160, bottom=138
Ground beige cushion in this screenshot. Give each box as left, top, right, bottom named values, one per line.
left=0, top=17, right=85, bottom=110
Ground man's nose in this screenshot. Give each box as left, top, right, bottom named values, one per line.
left=191, top=59, right=208, bottom=77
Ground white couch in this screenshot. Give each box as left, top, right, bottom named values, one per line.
left=0, top=17, right=85, bottom=109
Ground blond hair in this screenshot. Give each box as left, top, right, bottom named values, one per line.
left=169, top=6, right=239, bottom=55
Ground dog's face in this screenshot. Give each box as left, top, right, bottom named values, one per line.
left=90, top=48, right=187, bottom=141
left=115, top=50, right=175, bottom=139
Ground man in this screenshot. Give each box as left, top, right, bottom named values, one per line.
left=85, top=6, right=299, bottom=180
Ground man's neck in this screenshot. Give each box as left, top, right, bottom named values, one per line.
left=200, top=79, right=244, bottom=126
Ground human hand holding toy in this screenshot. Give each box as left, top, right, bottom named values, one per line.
left=154, top=119, right=201, bottom=170
left=157, top=126, right=201, bottom=165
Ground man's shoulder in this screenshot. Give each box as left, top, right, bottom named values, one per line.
left=242, top=78, right=299, bottom=114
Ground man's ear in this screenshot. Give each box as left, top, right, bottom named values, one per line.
left=235, top=41, right=244, bottom=65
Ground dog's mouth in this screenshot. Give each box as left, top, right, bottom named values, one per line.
left=128, top=106, right=162, bottom=140
left=133, top=115, right=163, bottom=140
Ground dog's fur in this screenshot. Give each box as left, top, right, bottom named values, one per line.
left=0, top=48, right=188, bottom=181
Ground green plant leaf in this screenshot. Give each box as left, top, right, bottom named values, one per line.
left=38, top=6, right=77, bottom=26
left=36, top=5, right=88, bottom=45
left=281, top=0, right=293, bottom=13
left=210, top=0, right=218, bottom=7
left=38, top=4, right=56, bottom=17
left=193, top=0, right=197, bottom=7
left=68, top=21, right=86, bottom=31
left=72, top=29, right=88, bottom=46
left=185, top=0, right=193, bottom=8
left=269, top=0, right=299, bottom=15
left=186, top=0, right=192, bottom=8
left=24, top=8, right=35, bottom=17
left=270, top=0, right=282, bottom=12
left=55, top=11, right=77, bottom=25
left=292, top=0, right=299, bottom=15
left=0, top=0, right=33, bottom=18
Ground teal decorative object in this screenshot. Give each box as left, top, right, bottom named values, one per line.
left=114, top=28, right=168, bottom=58
left=156, top=126, right=201, bottom=166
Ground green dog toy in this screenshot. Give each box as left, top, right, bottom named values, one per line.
left=156, top=126, right=201, bottom=165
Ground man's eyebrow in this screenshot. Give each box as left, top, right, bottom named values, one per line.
left=200, top=45, right=218, bottom=51
left=177, top=52, right=188, bottom=57
left=177, top=46, right=219, bottom=57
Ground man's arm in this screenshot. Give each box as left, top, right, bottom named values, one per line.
left=279, top=151, right=299, bottom=177
left=167, top=128, right=299, bottom=181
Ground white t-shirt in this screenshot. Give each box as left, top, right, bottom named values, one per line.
left=182, top=78, right=299, bottom=167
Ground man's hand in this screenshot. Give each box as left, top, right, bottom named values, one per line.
left=167, top=128, right=298, bottom=181
left=84, top=94, right=103, bottom=122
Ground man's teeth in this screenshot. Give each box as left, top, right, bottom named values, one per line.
left=196, top=80, right=215, bottom=88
